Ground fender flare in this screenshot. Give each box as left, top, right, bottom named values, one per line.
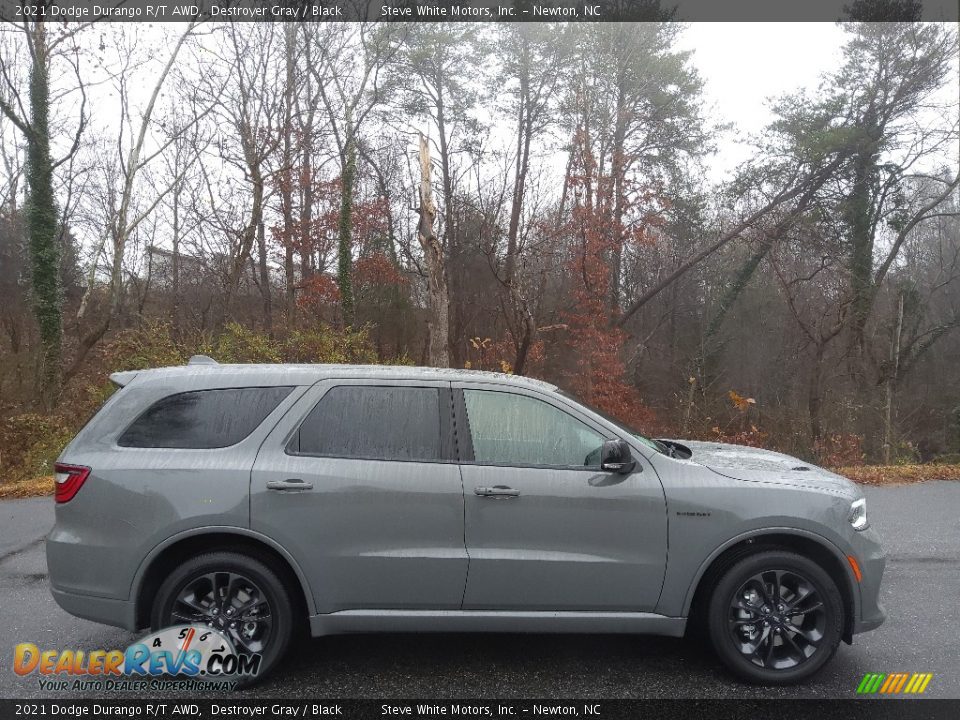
left=129, top=525, right=317, bottom=618
left=679, top=526, right=860, bottom=619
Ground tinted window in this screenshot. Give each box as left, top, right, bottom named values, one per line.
left=118, top=386, right=293, bottom=449
left=296, top=386, right=442, bottom=461
left=463, top=390, right=604, bottom=467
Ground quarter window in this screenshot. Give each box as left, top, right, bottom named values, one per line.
left=295, top=386, right=442, bottom=462
left=118, top=386, right=293, bottom=449
left=463, top=390, right=605, bottom=467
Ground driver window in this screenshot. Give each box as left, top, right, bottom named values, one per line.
left=463, top=390, right=604, bottom=468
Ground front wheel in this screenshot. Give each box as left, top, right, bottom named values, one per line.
left=707, top=550, right=844, bottom=684
left=152, top=551, right=295, bottom=683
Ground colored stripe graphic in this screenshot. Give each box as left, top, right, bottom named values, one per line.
left=904, top=674, right=920, bottom=693
left=893, top=673, right=909, bottom=693
left=857, top=672, right=933, bottom=694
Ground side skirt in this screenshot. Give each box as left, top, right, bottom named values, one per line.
left=309, top=610, right=686, bottom=637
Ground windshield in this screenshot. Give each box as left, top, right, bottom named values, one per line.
left=557, top=390, right=671, bottom=456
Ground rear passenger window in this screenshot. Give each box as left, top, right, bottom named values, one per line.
left=118, top=387, right=293, bottom=449
left=295, top=386, right=442, bottom=462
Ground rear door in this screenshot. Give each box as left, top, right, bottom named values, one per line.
left=251, top=379, right=467, bottom=613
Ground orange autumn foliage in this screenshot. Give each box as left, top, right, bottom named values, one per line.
left=560, top=129, right=656, bottom=432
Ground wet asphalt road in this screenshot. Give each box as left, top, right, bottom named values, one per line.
left=1, top=482, right=958, bottom=700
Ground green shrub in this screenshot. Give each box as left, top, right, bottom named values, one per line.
left=102, top=321, right=187, bottom=373
left=283, top=325, right=379, bottom=364
left=199, top=323, right=282, bottom=363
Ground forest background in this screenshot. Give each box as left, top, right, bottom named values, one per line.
left=1, top=12, right=959, bottom=494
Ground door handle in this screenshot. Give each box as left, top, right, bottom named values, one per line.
left=266, top=479, right=314, bottom=492
left=474, top=485, right=520, bottom=499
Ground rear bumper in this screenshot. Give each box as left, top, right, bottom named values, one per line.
left=47, top=521, right=140, bottom=630
left=50, top=586, right=138, bottom=632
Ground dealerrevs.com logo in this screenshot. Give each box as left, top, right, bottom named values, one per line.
left=13, top=625, right=261, bottom=692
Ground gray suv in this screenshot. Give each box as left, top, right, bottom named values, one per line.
left=48, top=358, right=885, bottom=684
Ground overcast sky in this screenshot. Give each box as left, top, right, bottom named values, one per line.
left=3, top=21, right=956, bottom=256
left=680, top=22, right=846, bottom=181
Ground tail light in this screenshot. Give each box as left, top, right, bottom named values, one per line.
left=54, top=463, right=90, bottom=503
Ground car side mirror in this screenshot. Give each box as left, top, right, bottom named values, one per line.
left=600, top=439, right=636, bottom=474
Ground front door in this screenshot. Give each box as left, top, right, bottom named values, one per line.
left=455, top=385, right=667, bottom=612
left=251, top=380, right=468, bottom=613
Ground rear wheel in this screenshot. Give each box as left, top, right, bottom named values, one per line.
left=152, top=551, right=294, bottom=682
left=707, top=550, right=844, bottom=684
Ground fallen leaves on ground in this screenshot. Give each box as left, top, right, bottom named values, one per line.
left=0, top=475, right=53, bottom=500
left=832, top=464, right=960, bottom=486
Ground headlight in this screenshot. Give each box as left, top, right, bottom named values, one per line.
left=849, top=498, right=868, bottom=531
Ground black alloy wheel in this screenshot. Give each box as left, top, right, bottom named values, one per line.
left=708, top=550, right=844, bottom=684
left=152, top=551, right=295, bottom=682
left=727, top=569, right=827, bottom=670
left=170, top=570, right=274, bottom=655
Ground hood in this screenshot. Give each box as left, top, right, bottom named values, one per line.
left=670, top=439, right=859, bottom=499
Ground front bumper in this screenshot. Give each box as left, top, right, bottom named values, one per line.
left=849, top=524, right=886, bottom=635
left=856, top=601, right=886, bottom=633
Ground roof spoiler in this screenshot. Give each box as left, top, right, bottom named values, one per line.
left=109, top=355, right=217, bottom=388
left=188, top=355, right=219, bottom=366
left=109, top=371, right=138, bottom=388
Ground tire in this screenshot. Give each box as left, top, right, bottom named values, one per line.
left=151, top=551, right=295, bottom=683
left=707, top=550, right=844, bottom=684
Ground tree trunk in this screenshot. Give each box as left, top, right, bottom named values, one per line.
left=609, top=80, right=628, bottom=312
left=504, top=48, right=536, bottom=374
left=336, top=135, right=356, bottom=325
left=257, top=219, right=272, bottom=332
left=505, top=39, right=530, bottom=287
left=417, top=134, right=449, bottom=368
left=883, top=291, right=905, bottom=465
left=508, top=280, right=537, bottom=376
left=300, top=127, right=313, bottom=282
left=434, top=83, right=456, bottom=364
left=24, top=22, right=62, bottom=408
left=222, top=159, right=264, bottom=325
left=282, top=24, right=297, bottom=321
left=846, top=149, right=876, bottom=387
left=171, top=176, right=182, bottom=334
left=808, top=342, right=825, bottom=452
left=705, top=242, right=771, bottom=347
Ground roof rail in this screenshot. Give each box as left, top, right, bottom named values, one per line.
left=187, top=354, right=219, bottom=366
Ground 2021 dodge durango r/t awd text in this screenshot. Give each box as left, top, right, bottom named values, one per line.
left=48, top=358, right=885, bottom=684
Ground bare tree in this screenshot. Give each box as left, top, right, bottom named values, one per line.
left=416, top=133, right=448, bottom=367
left=67, top=24, right=200, bottom=383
